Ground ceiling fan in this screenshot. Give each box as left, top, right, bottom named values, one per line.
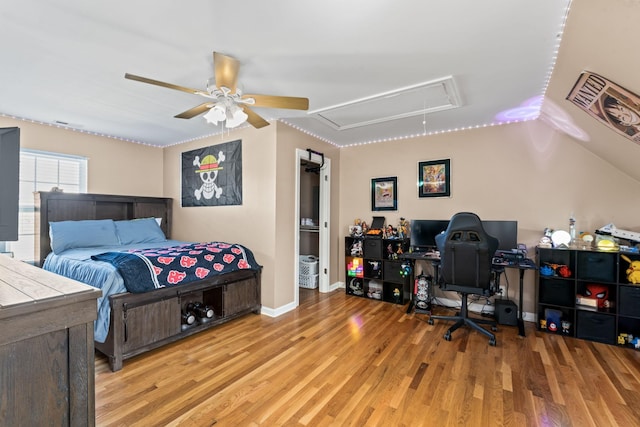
left=125, top=52, right=309, bottom=129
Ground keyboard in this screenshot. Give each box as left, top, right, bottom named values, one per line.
left=493, top=256, right=536, bottom=269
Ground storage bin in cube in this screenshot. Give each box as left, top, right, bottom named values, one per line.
left=366, top=280, right=383, bottom=300
left=300, top=255, right=318, bottom=276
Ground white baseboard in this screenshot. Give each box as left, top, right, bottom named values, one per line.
left=263, top=281, right=345, bottom=317
left=332, top=281, right=345, bottom=291
left=264, top=282, right=536, bottom=323
left=334, top=281, right=536, bottom=322
left=261, top=301, right=297, bottom=317
left=433, top=296, right=535, bottom=323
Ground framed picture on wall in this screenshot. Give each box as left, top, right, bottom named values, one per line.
left=371, top=176, right=397, bottom=211
left=418, top=159, right=450, bottom=198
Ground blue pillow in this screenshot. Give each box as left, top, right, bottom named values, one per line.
left=49, top=219, right=120, bottom=254
left=114, top=218, right=167, bottom=245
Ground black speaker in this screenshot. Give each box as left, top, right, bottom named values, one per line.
left=494, top=299, right=518, bottom=326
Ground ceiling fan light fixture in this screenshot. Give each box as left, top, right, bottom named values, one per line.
left=203, top=104, right=226, bottom=125
left=225, top=107, right=248, bottom=128
left=202, top=101, right=248, bottom=128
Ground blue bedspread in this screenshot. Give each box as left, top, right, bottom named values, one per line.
left=92, top=242, right=260, bottom=293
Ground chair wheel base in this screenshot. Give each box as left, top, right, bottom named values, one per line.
left=491, top=326, right=498, bottom=332
left=428, top=318, right=434, bottom=325
left=489, top=338, right=496, bottom=346
left=444, top=331, right=452, bottom=341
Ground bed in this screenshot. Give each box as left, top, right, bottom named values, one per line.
left=35, top=191, right=262, bottom=371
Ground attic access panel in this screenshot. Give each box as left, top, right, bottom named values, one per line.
left=310, top=76, right=462, bottom=131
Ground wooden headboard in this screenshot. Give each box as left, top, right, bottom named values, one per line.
left=34, top=192, right=172, bottom=267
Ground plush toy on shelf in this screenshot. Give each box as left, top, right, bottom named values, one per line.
left=620, top=254, right=640, bottom=284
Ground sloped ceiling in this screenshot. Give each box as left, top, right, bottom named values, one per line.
left=0, top=0, right=638, bottom=182
left=542, top=0, right=640, bottom=183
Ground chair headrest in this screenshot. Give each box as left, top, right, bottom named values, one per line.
left=436, top=212, right=499, bottom=254
left=445, top=212, right=485, bottom=234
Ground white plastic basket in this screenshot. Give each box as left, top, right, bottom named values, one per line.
left=299, top=273, right=319, bottom=289
left=299, top=255, right=319, bottom=276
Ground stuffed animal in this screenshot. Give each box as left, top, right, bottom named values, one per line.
left=621, top=254, right=640, bottom=284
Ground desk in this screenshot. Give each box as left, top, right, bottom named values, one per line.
left=401, top=253, right=536, bottom=337
left=494, top=259, right=536, bottom=337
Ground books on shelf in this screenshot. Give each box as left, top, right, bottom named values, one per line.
left=576, top=295, right=598, bottom=310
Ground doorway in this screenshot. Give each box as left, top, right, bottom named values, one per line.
left=294, top=149, right=330, bottom=307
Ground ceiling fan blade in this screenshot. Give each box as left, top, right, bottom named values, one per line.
left=214, top=52, right=240, bottom=93
left=174, top=102, right=213, bottom=119
left=244, top=94, right=309, bottom=111
left=125, top=73, right=204, bottom=95
left=241, top=105, right=270, bottom=128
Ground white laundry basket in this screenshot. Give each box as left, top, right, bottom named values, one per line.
left=299, top=255, right=319, bottom=289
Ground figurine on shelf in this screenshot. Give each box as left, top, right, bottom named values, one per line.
left=618, top=333, right=630, bottom=345
left=349, top=225, right=362, bottom=237
left=395, top=242, right=404, bottom=255
left=387, top=243, right=397, bottom=260
left=349, top=218, right=363, bottom=237
left=350, top=240, right=363, bottom=256
left=383, top=225, right=395, bottom=239
left=539, top=228, right=553, bottom=248
left=398, top=217, right=409, bottom=239
left=393, top=288, right=401, bottom=304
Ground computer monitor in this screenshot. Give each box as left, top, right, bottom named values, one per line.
left=410, top=218, right=518, bottom=254
left=410, top=219, right=449, bottom=252
left=481, top=220, right=518, bottom=252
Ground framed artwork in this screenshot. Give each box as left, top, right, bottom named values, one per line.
left=371, top=176, right=397, bottom=211
left=418, top=159, right=450, bottom=198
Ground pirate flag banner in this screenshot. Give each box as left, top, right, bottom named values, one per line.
left=181, top=139, right=242, bottom=207
left=567, top=71, right=640, bottom=145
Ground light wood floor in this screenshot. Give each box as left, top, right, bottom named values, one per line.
left=95, top=289, right=640, bottom=426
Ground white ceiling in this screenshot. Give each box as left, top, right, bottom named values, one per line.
left=0, top=0, right=570, bottom=147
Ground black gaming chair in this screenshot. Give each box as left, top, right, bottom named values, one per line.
left=428, top=212, right=499, bottom=345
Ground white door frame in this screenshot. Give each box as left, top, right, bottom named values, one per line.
left=294, top=149, right=331, bottom=306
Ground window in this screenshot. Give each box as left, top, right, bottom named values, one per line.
left=7, top=149, right=87, bottom=263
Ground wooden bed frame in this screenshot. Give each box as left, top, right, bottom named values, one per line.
left=35, top=191, right=262, bottom=371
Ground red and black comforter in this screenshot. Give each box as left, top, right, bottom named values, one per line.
left=92, top=242, right=260, bottom=293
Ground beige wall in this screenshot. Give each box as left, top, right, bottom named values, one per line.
left=339, top=120, right=640, bottom=314
left=162, top=122, right=339, bottom=311
left=163, top=126, right=279, bottom=307
left=0, top=116, right=163, bottom=196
